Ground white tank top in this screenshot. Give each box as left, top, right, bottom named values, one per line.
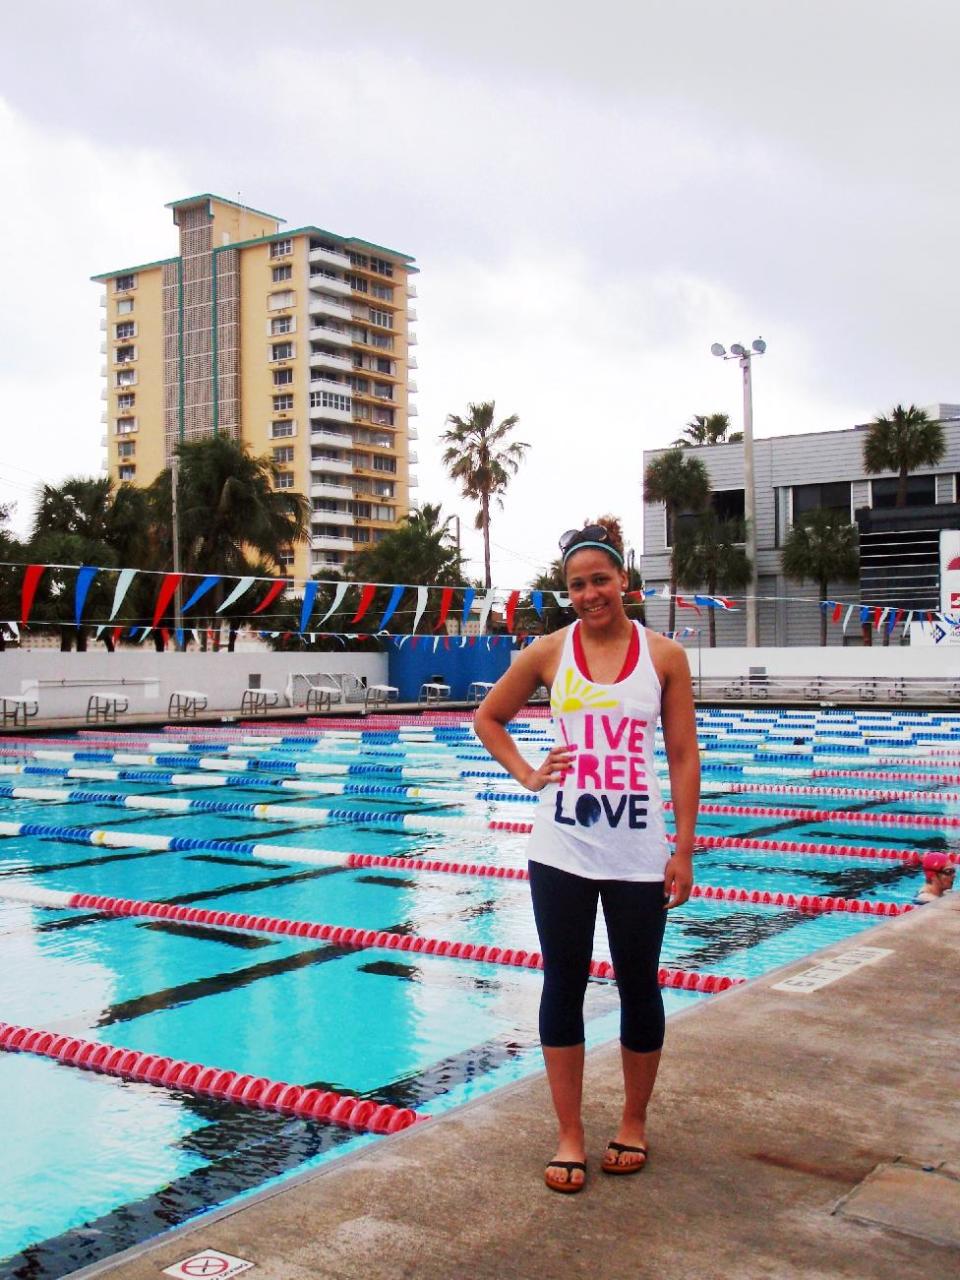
left=526, top=621, right=668, bottom=881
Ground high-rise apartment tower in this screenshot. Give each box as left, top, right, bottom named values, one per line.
left=92, top=193, right=418, bottom=579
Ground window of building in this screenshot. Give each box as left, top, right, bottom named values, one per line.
left=372, top=455, right=396, bottom=473
left=371, top=283, right=393, bottom=301
left=117, top=392, right=135, bottom=410
left=268, top=290, right=294, bottom=311
left=373, top=383, right=393, bottom=400
left=116, top=417, right=137, bottom=434
left=115, top=369, right=136, bottom=387
left=271, top=419, right=294, bottom=438
left=115, top=345, right=136, bottom=363
left=371, top=333, right=394, bottom=351
left=118, top=465, right=136, bottom=481
left=275, top=472, right=294, bottom=489
left=272, top=264, right=293, bottom=283
left=117, top=441, right=136, bottom=459
left=870, top=475, right=937, bottom=508
left=373, top=481, right=395, bottom=498
left=368, top=308, right=392, bottom=329
left=351, top=376, right=370, bottom=394
left=376, top=357, right=393, bottom=374
left=793, top=481, right=851, bottom=520
left=666, top=489, right=745, bottom=547
left=348, top=251, right=369, bottom=269
left=115, top=274, right=136, bottom=292
left=270, top=238, right=293, bottom=259
left=278, top=551, right=295, bottom=568
left=273, top=368, right=294, bottom=386
left=271, top=342, right=294, bottom=361
left=116, top=298, right=134, bottom=315
left=273, top=446, right=294, bottom=464
left=351, top=325, right=369, bottom=345
left=310, top=390, right=351, bottom=412
left=115, top=321, right=135, bottom=340
left=373, top=504, right=394, bottom=521
left=371, top=407, right=394, bottom=426
left=273, top=394, right=294, bottom=412
left=370, top=257, right=393, bottom=278
left=271, top=316, right=292, bottom=335
left=347, top=273, right=368, bottom=293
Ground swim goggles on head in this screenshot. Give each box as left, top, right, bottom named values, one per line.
left=559, top=524, right=624, bottom=565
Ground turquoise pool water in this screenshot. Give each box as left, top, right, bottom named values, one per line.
left=1, top=706, right=958, bottom=1278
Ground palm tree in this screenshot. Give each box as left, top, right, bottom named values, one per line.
left=441, top=401, right=528, bottom=587
left=643, top=450, right=711, bottom=632
left=781, top=510, right=859, bottom=646
left=674, top=413, right=742, bottom=448
left=674, top=512, right=752, bottom=647
left=862, top=404, right=945, bottom=507
left=27, top=477, right=155, bottom=650
left=344, top=501, right=465, bottom=604
left=150, top=437, right=309, bottom=649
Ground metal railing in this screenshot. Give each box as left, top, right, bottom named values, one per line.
left=694, top=674, right=960, bottom=706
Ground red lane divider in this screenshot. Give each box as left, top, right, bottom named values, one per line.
left=691, top=885, right=912, bottom=916
left=683, top=832, right=956, bottom=865
left=0, top=1020, right=419, bottom=1133
left=813, top=768, right=960, bottom=785
left=62, top=892, right=742, bottom=993
left=340, top=853, right=911, bottom=915
left=721, top=782, right=960, bottom=804
left=675, top=801, right=960, bottom=829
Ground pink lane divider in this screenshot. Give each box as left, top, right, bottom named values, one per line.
left=0, top=1020, right=419, bottom=1133
left=668, top=801, right=960, bottom=829
left=813, top=768, right=960, bottom=785
left=690, top=885, right=912, bottom=916
left=62, top=892, right=740, bottom=994
left=675, top=832, right=954, bottom=865
left=724, top=782, right=960, bottom=804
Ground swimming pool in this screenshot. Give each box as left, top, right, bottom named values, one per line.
left=1, top=705, right=958, bottom=1278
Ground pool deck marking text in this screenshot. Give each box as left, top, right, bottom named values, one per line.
left=771, top=946, right=893, bottom=992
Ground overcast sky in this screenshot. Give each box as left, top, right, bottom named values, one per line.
left=2, top=0, right=957, bottom=586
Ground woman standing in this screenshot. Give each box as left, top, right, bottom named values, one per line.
left=474, top=525, right=699, bottom=1194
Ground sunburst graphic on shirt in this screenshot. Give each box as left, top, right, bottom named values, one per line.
left=551, top=667, right=618, bottom=714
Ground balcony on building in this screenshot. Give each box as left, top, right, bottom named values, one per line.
left=311, top=426, right=352, bottom=449
left=309, top=398, right=352, bottom=425
left=309, top=322, right=352, bottom=348
left=311, top=454, right=352, bottom=475
left=407, top=331, right=417, bottom=345
left=311, top=533, right=355, bottom=552
left=309, top=267, right=352, bottom=297
left=406, top=283, right=417, bottom=299
left=99, top=294, right=107, bottom=308
left=99, top=317, right=107, bottom=332
left=311, top=481, right=354, bottom=501
left=308, top=293, right=353, bottom=323
left=408, top=356, right=418, bottom=370
left=407, top=308, right=418, bottom=321
left=407, top=380, right=418, bottom=393
left=407, top=403, right=418, bottom=416
left=408, top=426, right=419, bottom=440
left=408, top=475, right=419, bottom=488
left=100, top=434, right=108, bottom=447
left=408, top=451, right=418, bottom=464
left=309, top=347, right=353, bottom=373
left=309, top=244, right=352, bottom=271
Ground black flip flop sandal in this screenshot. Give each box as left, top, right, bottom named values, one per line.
left=544, top=1159, right=587, bottom=1193
left=601, top=1141, right=648, bottom=1175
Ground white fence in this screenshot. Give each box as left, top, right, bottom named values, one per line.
left=0, top=651, right=389, bottom=721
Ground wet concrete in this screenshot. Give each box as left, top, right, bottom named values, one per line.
left=83, top=897, right=960, bottom=1280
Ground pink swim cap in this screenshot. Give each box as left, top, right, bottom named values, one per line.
left=922, top=853, right=950, bottom=875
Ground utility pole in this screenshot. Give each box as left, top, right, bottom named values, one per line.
left=171, top=454, right=183, bottom=647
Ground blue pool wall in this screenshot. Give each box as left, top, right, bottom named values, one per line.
left=387, top=641, right=514, bottom=700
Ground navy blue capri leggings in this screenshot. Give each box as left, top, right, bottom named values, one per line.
left=528, top=859, right=667, bottom=1054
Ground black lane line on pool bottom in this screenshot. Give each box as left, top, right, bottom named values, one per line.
left=0, top=1015, right=556, bottom=1280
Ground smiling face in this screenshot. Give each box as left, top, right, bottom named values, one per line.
left=564, top=546, right=629, bottom=629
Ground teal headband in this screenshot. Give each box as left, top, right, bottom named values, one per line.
left=562, top=540, right=624, bottom=567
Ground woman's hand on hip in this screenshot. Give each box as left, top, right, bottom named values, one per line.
left=524, top=744, right=577, bottom=792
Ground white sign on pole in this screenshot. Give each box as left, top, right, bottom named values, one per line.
left=941, top=529, right=960, bottom=615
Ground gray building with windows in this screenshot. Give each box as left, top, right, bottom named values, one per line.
left=641, top=405, right=960, bottom=645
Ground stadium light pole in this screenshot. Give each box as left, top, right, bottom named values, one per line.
left=710, top=338, right=766, bottom=647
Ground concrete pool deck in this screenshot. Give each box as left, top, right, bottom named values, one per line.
left=86, top=894, right=960, bottom=1280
